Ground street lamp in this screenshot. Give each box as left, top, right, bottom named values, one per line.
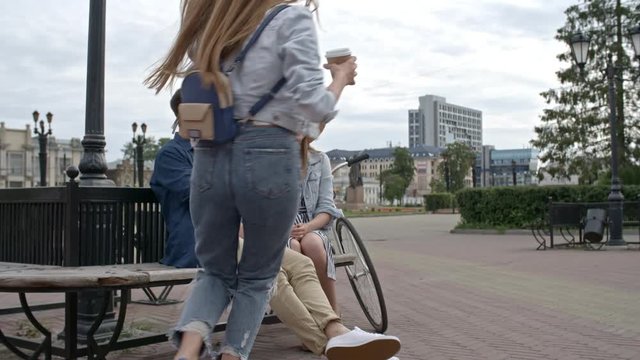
left=32, top=110, right=53, bottom=187
left=443, top=157, right=450, bottom=192
left=131, top=122, right=147, bottom=187
left=569, top=26, right=640, bottom=248
left=511, top=160, right=517, bottom=186
left=569, top=32, right=590, bottom=71
left=630, top=26, right=640, bottom=60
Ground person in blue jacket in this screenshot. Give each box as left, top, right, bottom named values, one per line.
left=150, top=90, right=199, bottom=268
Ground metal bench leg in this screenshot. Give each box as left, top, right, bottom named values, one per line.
left=132, top=285, right=181, bottom=306
left=0, top=327, right=41, bottom=360
left=532, top=226, right=546, bottom=250
left=86, top=290, right=129, bottom=360
left=19, top=293, right=52, bottom=360
left=0, top=293, right=53, bottom=360
left=65, top=292, right=78, bottom=360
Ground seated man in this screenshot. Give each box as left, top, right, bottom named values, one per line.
left=271, top=247, right=401, bottom=360
left=150, top=90, right=199, bottom=268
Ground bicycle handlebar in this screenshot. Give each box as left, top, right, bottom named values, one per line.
left=347, top=153, right=370, bottom=167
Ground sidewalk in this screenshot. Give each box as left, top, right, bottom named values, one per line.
left=1, top=214, right=639, bottom=359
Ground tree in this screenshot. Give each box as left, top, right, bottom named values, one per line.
left=429, top=177, right=447, bottom=193
left=158, top=137, right=171, bottom=148
left=434, top=142, right=476, bottom=193
left=531, top=0, right=640, bottom=183
left=380, top=171, right=405, bottom=205
left=379, top=147, right=416, bottom=205
left=390, top=147, right=415, bottom=187
left=121, top=136, right=164, bottom=161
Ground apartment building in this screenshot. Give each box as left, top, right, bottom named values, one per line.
left=409, top=94, right=483, bottom=152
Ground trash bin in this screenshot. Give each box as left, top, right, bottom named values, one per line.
left=583, top=208, right=606, bottom=243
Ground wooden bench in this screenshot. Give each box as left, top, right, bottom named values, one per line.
left=0, top=253, right=356, bottom=360
left=0, top=262, right=197, bottom=360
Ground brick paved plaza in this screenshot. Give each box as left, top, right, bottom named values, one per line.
left=1, top=214, right=639, bottom=359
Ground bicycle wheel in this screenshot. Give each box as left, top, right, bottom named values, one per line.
left=335, top=217, right=388, bottom=333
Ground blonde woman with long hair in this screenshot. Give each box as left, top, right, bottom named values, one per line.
left=145, top=1, right=356, bottom=359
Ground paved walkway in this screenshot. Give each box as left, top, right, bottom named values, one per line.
left=1, top=214, right=639, bottom=359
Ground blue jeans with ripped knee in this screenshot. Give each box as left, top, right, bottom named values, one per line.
left=170, top=124, right=300, bottom=359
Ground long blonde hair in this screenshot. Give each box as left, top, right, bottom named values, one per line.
left=145, top=0, right=318, bottom=105
left=300, top=121, right=325, bottom=170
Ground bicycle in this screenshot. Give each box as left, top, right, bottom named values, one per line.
left=329, top=153, right=388, bottom=333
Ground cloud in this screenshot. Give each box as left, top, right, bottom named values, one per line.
left=0, top=0, right=576, bottom=162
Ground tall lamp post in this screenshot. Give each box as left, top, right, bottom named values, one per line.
left=511, top=160, right=517, bottom=186
left=569, top=25, right=640, bottom=247
left=32, top=111, right=53, bottom=187
left=444, top=157, right=450, bottom=192
left=131, top=122, right=147, bottom=187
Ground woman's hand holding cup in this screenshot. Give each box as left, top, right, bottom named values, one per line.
left=324, top=48, right=357, bottom=85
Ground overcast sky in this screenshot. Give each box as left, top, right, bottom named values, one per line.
left=0, top=0, right=576, bottom=161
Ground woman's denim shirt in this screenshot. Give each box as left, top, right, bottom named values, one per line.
left=226, top=5, right=337, bottom=138
left=302, top=151, right=343, bottom=229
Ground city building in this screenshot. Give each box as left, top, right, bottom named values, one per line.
left=106, top=159, right=153, bottom=187
left=0, top=122, right=83, bottom=188
left=475, top=146, right=539, bottom=187
left=537, top=166, right=580, bottom=186
left=409, top=94, right=483, bottom=152
left=326, top=144, right=443, bottom=206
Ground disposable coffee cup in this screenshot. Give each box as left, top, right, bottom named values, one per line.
left=325, top=48, right=355, bottom=84
left=325, top=48, right=352, bottom=64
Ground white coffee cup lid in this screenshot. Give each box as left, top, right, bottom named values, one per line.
left=325, top=48, right=351, bottom=58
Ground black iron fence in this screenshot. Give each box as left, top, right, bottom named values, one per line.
left=0, top=179, right=165, bottom=267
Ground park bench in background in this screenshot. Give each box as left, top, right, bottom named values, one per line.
left=531, top=197, right=640, bottom=250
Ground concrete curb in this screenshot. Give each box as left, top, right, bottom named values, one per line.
left=450, top=228, right=531, bottom=235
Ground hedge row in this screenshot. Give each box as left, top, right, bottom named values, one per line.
left=424, top=193, right=457, bottom=212
left=455, top=185, right=640, bottom=228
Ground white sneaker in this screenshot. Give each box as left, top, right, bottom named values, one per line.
left=325, top=327, right=400, bottom=360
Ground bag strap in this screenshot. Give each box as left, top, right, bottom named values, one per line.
left=249, top=77, right=287, bottom=116
left=227, top=4, right=290, bottom=72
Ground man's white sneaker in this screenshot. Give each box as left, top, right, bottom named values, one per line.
left=325, top=327, right=400, bottom=360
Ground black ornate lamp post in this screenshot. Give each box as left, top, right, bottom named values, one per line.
left=67, top=0, right=115, bottom=347
left=32, top=111, right=53, bottom=187
left=77, top=0, right=113, bottom=187
left=569, top=25, right=640, bottom=248
left=131, top=122, right=147, bottom=187
left=511, top=160, right=517, bottom=186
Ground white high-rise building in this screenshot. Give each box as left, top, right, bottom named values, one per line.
left=408, top=94, right=483, bottom=152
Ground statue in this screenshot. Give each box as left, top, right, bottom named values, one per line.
left=348, top=161, right=363, bottom=188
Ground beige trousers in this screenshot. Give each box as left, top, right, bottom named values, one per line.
left=269, top=248, right=341, bottom=355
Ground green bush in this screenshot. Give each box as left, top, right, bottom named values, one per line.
left=455, top=185, right=640, bottom=228
left=424, top=193, right=457, bottom=212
